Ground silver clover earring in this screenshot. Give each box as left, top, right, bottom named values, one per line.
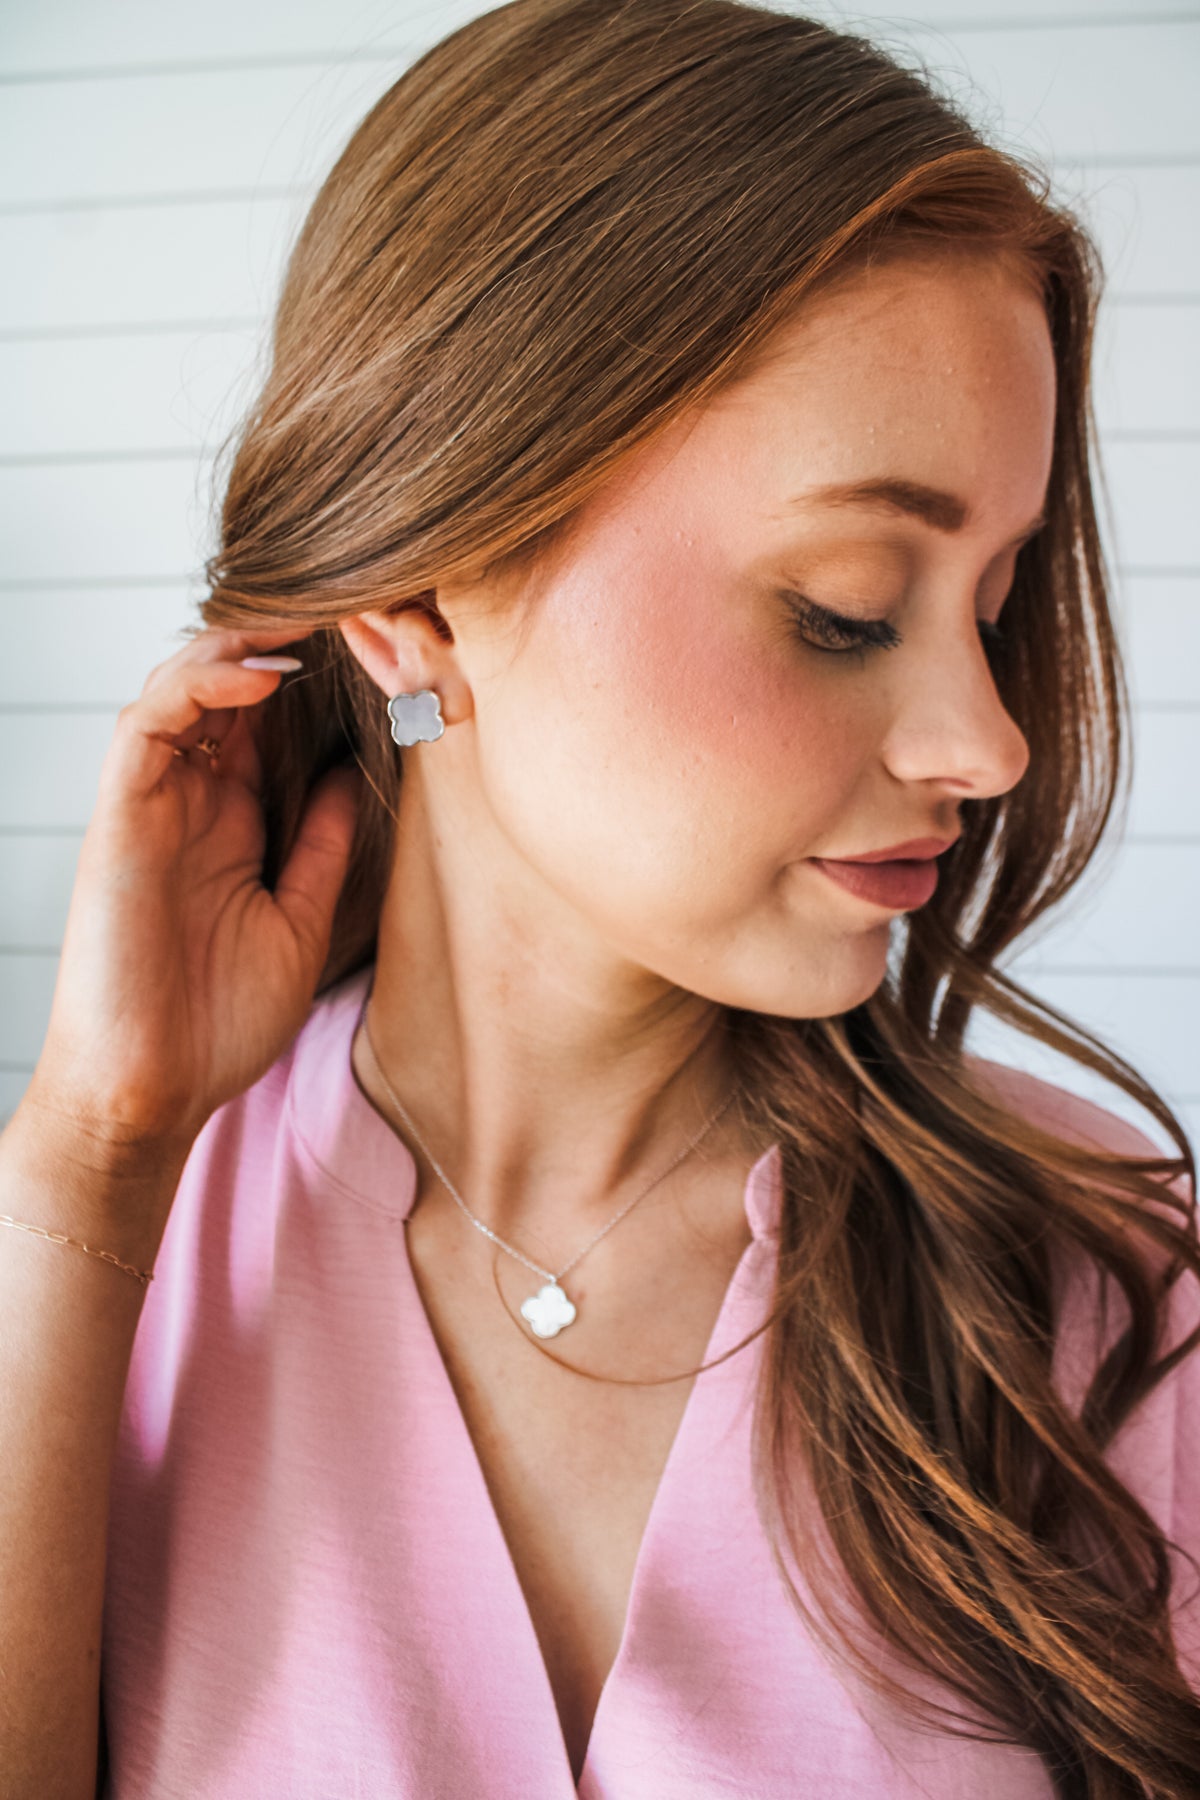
left=387, top=688, right=445, bottom=747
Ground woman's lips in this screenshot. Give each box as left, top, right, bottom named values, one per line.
left=810, top=856, right=939, bottom=910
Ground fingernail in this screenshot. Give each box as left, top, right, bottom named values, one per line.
left=240, top=655, right=303, bottom=670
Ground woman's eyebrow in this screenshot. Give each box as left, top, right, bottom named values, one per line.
left=785, top=478, right=1047, bottom=545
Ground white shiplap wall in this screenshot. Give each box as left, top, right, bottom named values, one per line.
left=1, top=0, right=1197, bottom=1149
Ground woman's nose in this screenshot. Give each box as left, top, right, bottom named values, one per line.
left=881, top=624, right=1031, bottom=802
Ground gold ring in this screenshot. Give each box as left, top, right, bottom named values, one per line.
left=172, top=737, right=222, bottom=762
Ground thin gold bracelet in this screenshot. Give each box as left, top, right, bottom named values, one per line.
left=0, top=1214, right=154, bottom=1286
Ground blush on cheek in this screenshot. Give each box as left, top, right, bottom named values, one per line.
left=587, top=576, right=761, bottom=751
left=545, top=547, right=838, bottom=807
left=647, top=631, right=826, bottom=793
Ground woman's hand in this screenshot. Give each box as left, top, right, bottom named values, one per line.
left=22, top=624, right=363, bottom=1165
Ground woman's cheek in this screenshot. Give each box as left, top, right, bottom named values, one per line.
left=644, top=633, right=848, bottom=808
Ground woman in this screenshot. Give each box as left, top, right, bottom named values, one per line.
left=3, top=1, right=1197, bottom=1795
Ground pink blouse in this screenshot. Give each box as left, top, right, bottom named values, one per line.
left=100, top=961, right=1200, bottom=1797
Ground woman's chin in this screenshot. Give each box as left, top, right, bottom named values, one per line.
left=708, top=933, right=892, bottom=1021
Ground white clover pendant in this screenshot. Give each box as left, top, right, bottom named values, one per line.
left=387, top=689, right=445, bottom=746
left=520, top=1281, right=577, bottom=1339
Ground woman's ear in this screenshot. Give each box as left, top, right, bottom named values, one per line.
left=338, top=600, right=472, bottom=729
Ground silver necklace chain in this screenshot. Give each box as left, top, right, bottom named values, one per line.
left=357, top=988, right=739, bottom=1338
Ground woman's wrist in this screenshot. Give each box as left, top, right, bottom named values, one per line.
left=0, top=1096, right=193, bottom=1278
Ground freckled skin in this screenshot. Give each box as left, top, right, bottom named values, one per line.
left=338, top=248, right=1055, bottom=1219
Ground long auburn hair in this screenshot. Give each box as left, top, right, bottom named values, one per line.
left=195, top=1, right=1200, bottom=1791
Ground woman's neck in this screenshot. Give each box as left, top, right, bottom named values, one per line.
left=353, top=848, right=756, bottom=1245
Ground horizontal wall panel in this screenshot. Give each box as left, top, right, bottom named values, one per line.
left=961, top=1016, right=1200, bottom=1164
left=1002, top=843, right=1200, bottom=973
left=1119, top=575, right=1200, bottom=706
left=0, top=838, right=85, bottom=949
left=1021, top=972, right=1198, bottom=1106
left=868, top=2, right=1200, bottom=22
left=4, top=22, right=1197, bottom=208
left=1179, top=1102, right=1200, bottom=1163
left=915, top=1, right=1200, bottom=20
left=0, top=0, right=479, bottom=80
left=0, top=197, right=300, bottom=334
left=0, top=329, right=262, bottom=457
left=0, top=713, right=117, bottom=830
left=1097, top=439, right=1200, bottom=569
left=1058, top=164, right=1200, bottom=298
left=888, top=21, right=1200, bottom=163
left=0, top=587, right=198, bottom=704
left=0, top=1069, right=37, bottom=1127
left=0, top=63, right=397, bottom=208
left=1125, top=711, right=1200, bottom=837
left=3, top=2, right=1197, bottom=80
left=963, top=970, right=1198, bottom=1116
left=0, top=457, right=217, bottom=581
left=1093, top=304, right=1200, bottom=437
left=0, top=950, right=67, bottom=1070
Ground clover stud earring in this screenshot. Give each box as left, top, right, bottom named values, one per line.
left=387, top=688, right=445, bottom=747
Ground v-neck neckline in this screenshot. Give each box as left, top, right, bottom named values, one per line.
left=287, top=962, right=784, bottom=1795
left=397, top=1168, right=770, bottom=1792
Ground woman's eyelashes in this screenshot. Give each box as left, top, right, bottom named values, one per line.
left=783, top=592, right=1007, bottom=663
left=784, top=593, right=901, bottom=657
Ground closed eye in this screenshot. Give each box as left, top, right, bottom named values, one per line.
left=784, top=593, right=902, bottom=657
left=784, top=593, right=1007, bottom=662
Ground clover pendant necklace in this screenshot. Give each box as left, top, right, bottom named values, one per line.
left=358, top=990, right=738, bottom=1339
